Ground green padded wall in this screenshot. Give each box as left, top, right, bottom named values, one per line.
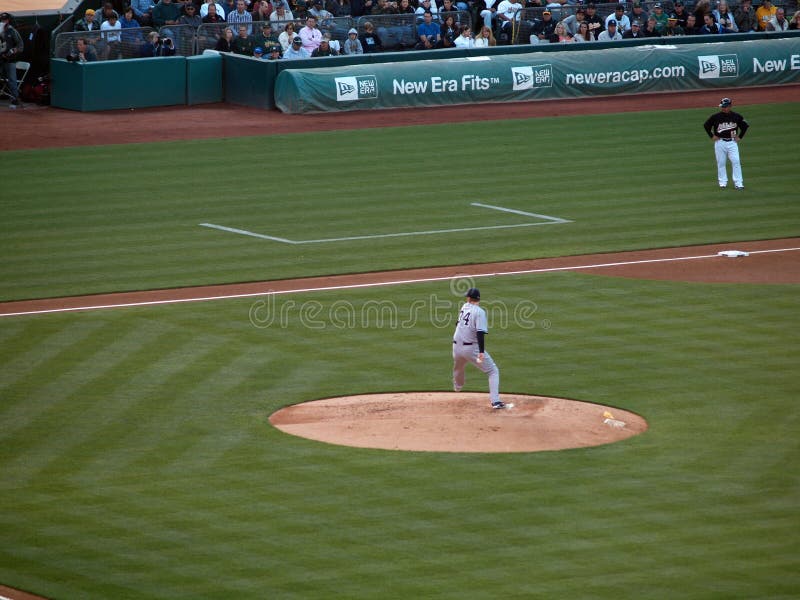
left=187, top=53, right=223, bottom=105
left=222, top=54, right=278, bottom=110
left=274, top=37, right=800, bottom=113
left=51, top=57, right=187, bottom=112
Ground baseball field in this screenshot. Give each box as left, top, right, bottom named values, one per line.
left=1, top=90, right=798, bottom=599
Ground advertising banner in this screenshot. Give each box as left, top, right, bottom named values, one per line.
left=274, top=37, right=800, bottom=113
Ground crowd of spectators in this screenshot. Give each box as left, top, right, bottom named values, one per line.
left=516, top=0, right=799, bottom=43
left=67, top=0, right=800, bottom=61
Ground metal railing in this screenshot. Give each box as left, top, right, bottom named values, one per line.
left=355, top=14, right=417, bottom=50
left=355, top=10, right=472, bottom=50
left=501, top=2, right=791, bottom=44
left=52, top=3, right=793, bottom=58
left=55, top=25, right=196, bottom=60
left=196, top=18, right=356, bottom=53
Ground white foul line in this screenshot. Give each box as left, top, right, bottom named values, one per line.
left=1, top=247, right=798, bottom=318
left=290, top=221, right=566, bottom=244
left=199, top=223, right=295, bottom=244
left=471, top=202, right=571, bottom=223
left=200, top=203, right=570, bottom=244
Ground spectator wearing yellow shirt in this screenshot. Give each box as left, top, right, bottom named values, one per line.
left=755, top=0, right=777, bottom=30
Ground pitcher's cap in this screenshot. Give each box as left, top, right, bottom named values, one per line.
left=466, top=288, right=481, bottom=300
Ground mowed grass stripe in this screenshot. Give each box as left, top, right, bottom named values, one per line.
left=0, top=319, right=106, bottom=394
left=0, top=318, right=129, bottom=446
left=0, top=318, right=172, bottom=485
left=1, top=103, right=798, bottom=300
left=59, top=334, right=238, bottom=484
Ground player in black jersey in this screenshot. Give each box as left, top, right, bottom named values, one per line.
left=703, top=97, right=749, bottom=190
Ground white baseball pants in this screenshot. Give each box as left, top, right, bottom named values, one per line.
left=715, top=138, right=743, bottom=188
left=453, top=343, right=500, bottom=404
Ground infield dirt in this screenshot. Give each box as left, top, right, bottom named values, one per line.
left=270, top=392, right=648, bottom=452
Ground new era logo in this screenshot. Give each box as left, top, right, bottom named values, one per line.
left=698, top=55, right=739, bottom=79
left=514, top=71, right=531, bottom=87
left=335, top=75, right=379, bottom=101
left=511, top=65, right=553, bottom=91
left=700, top=59, right=717, bottom=75
left=512, top=67, right=533, bottom=90
left=337, top=81, right=356, bottom=96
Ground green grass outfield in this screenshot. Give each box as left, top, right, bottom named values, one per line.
left=0, top=102, right=798, bottom=301
left=1, top=101, right=799, bottom=599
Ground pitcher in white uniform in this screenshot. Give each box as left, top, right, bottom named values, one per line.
left=452, top=288, right=505, bottom=409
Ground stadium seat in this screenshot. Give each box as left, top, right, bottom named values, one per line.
left=0, top=60, right=31, bottom=101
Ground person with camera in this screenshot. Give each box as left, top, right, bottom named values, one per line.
left=1, top=12, right=24, bottom=109
left=66, top=37, right=98, bottom=62
left=140, top=31, right=177, bottom=56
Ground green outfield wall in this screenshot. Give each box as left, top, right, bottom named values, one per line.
left=274, top=37, right=800, bottom=114
left=49, top=35, right=799, bottom=112
left=51, top=56, right=188, bottom=111
left=50, top=53, right=221, bottom=111
left=187, top=53, right=223, bottom=105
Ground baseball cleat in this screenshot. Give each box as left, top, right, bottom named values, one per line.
left=735, top=186, right=744, bottom=190
left=491, top=401, right=506, bottom=409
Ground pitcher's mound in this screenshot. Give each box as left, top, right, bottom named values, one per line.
left=269, top=392, right=647, bottom=453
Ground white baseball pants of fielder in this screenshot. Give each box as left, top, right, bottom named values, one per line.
left=453, top=344, right=500, bottom=404
left=715, top=138, right=744, bottom=188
